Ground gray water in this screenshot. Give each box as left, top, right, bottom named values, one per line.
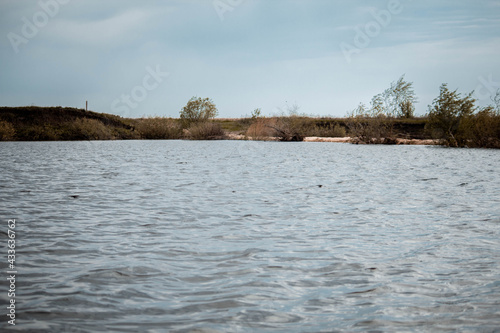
left=1, top=140, right=500, bottom=332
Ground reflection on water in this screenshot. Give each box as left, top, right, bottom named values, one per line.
left=1, top=140, right=500, bottom=332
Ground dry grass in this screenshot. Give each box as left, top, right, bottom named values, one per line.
left=246, top=118, right=279, bottom=138
left=0, top=120, right=16, bottom=141
left=186, top=121, right=226, bottom=140
left=135, top=117, right=182, bottom=139
left=72, top=118, right=115, bottom=140
left=309, top=123, right=347, bottom=137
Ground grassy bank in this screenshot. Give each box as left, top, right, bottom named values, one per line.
left=1, top=106, right=498, bottom=148
left=0, top=106, right=429, bottom=142
left=0, top=106, right=139, bottom=141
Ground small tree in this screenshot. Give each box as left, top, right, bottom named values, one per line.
left=251, top=108, right=262, bottom=119
left=179, top=97, right=218, bottom=128
left=383, top=75, right=417, bottom=118
left=346, top=75, right=417, bottom=144
left=427, top=84, right=477, bottom=147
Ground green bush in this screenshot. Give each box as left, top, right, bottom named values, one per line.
left=427, top=84, right=500, bottom=148
left=180, top=97, right=218, bottom=128
left=427, top=84, right=478, bottom=147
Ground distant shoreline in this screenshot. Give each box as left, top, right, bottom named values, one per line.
left=0, top=106, right=494, bottom=147
left=0, top=106, right=430, bottom=143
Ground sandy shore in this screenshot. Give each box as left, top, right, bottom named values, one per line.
left=226, top=133, right=439, bottom=145
left=303, top=137, right=351, bottom=143
left=305, top=137, right=439, bottom=145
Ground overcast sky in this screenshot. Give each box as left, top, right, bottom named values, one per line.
left=1, top=0, right=499, bottom=118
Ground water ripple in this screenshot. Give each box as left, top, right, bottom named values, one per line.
left=1, top=141, right=499, bottom=332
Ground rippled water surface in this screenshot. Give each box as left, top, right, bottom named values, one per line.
left=1, top=140, right=500, bottom=332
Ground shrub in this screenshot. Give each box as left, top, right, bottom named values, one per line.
left=330, top=124, right=347, bottom=137
left=251, top=108, right=262, bottom=119
left=427, top=84, right=477, bottom=147
left=246, top=118, right=279, bottom=139
left=384, top=75, right=418, bottom=118
left=346, top=104, right=395, bottom=144
left=186, top=121, right=225, bottom=140
left=19, top=124, right=62, bottom=141
left=180, top=97, right=218, bottom=128
left=0, top=120, right=16, bottom=141
left=426, top=84, right=500, bottom=148
left=135, top=117, right=182, bottom=139
left=113, top=126, right=141, bottom=140
left=266, top=116, right=310, bottom=141
left=72, top=118, right=114, bottom=140
left=463, top=108, right=500, bottom=148
left=311, top=122, right=347, bottom=137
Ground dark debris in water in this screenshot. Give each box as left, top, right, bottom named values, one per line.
left=419, top=178, right=439, bottom=182
left=69, top=195, right=80, bottom=199
left=347, top=288, right=377, bottom=295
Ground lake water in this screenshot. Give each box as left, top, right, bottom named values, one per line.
left=1, top=140, right=500, bottom=332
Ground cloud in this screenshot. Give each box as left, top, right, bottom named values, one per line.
left=0, top=0, right=499, bottom=117
left=46, top=9, right=153, bottom=47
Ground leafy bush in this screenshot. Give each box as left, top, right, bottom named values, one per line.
left=427, top=84, right=477, bottom=147
left=180, top=97, right=218, bottom=128
left=427, top=84, right=500, bottom=148
left=468, top=109, right=500, bottom=148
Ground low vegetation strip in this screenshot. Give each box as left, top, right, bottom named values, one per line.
left=1, top=106, right=428, bottom=142
left=0, top=103, right=499, bottom=148
left=2, top=76, right=499, bottom=147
